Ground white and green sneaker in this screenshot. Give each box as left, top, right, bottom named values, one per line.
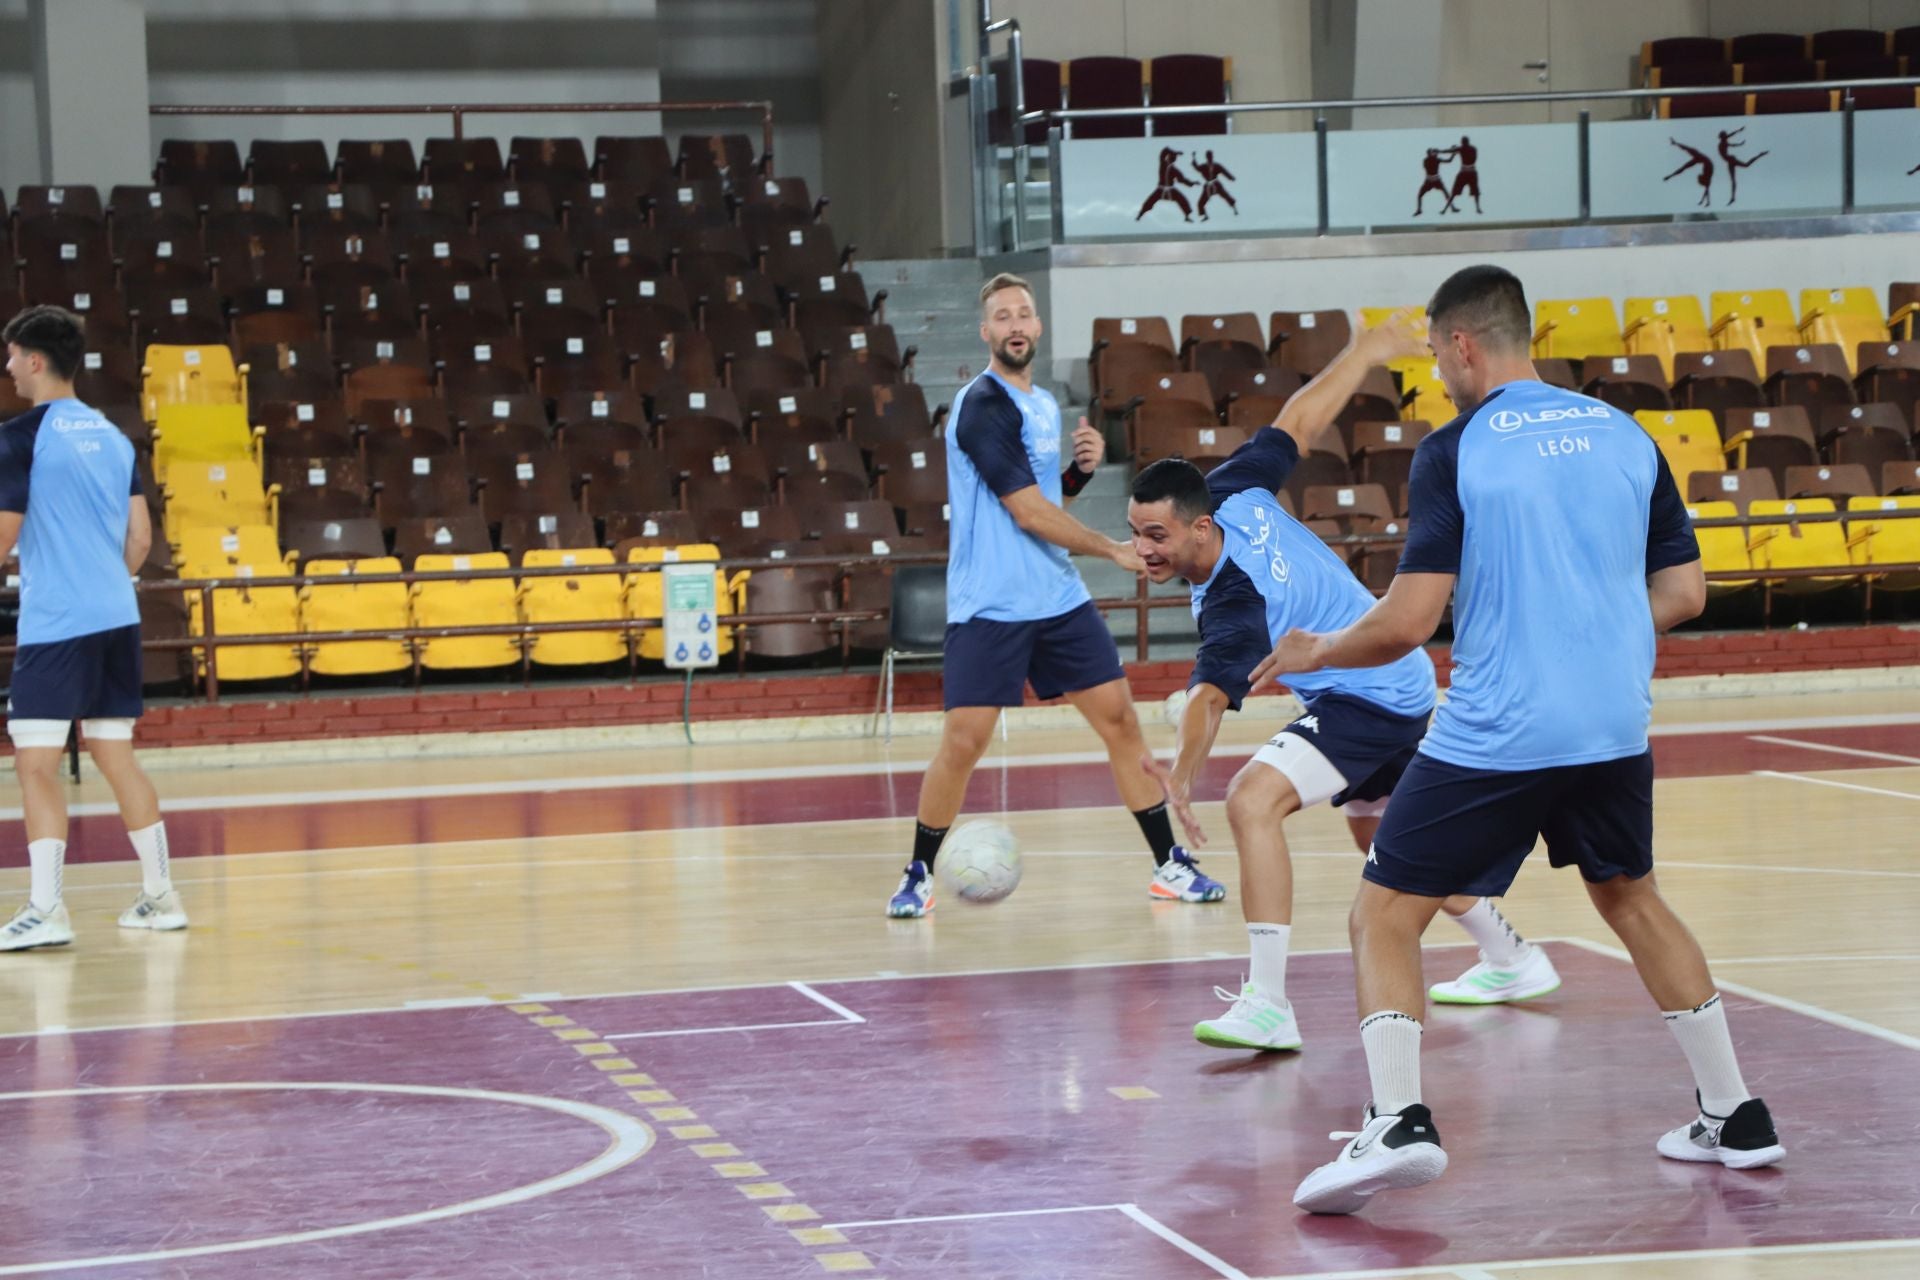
left=1429, top=944, right=1561, bottom=1005
left=1194, top=981, right=1302, bottom=1051
left=0, top=902, right=74, bottom=952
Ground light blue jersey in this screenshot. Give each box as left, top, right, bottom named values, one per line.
left=1397, top=380, right=1699, bottom=770
left=944, top=371, right=1091, bottom=624
left=0, top=399, right=142, bottom=645
left=1190, top=428, right=1436, bottom=716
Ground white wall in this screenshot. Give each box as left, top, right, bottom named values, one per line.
left=1037, top=229, right=1920, bottom=394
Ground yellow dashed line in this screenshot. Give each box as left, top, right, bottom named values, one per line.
left=814, top=1252, right=874, bottom=1273
left=626, top=1089, right=675, bottom=1104
left=554, top=1028, right=596, bottom=1042
left=738, top=1182, right=794, bottom=1200
left=712, top=1162, right=768, bottom=1179
left=791, top=1228, right=847, bottom=1246
left=764, top=1203, right=821, bottom=1222
left=574, top=1042, right=617, bottom=1056
left=669, top=1124, right=717, bottom=1141
left=611, top=1073, right=656, bottom=1087
left=532, top=1014, right=574, bottom=1028
left=592, top=1057, right=638, bottom=1072
left=507, top=1003, right=550, bottom=1014
left=650, top=1106, right=697, bottom=1122
left=690, top=1143, right=740, bottom=1159
left=1108, top=1085, right=1160, bottom=1101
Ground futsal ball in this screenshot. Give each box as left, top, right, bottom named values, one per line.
left=937, top=820, right=1023, bottom=905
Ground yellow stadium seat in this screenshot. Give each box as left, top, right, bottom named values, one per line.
left=163, top=459, right=278, bottom=543
left=1398, top=360, right=1455, bottom=422
left=1685, top=501, right=1755, bottom=592
left=1634, top=409, right=1718, bottom=441
left=1531, top=298, right=1623, bottom=360
left=1622, top=296, right=1709, bottom=379
left=520, top=548, right=629, bottom=667
left=1847, top=495, right=1920, bottom=590
left=1708, top=289, right=1796, bottom=369
left=176, top=524, right=294, bottom=580
left=1656, top=435, right=1729, bottom=491
left=152, top=404, right=261, bottom=483
left=1747, top=498, right=1853, bottom=591
left=142, top=344, right=244, bottom=420
left=303, top=557, right=412, bottom=676
left=1357, top=307, right=1432, bottom=379
left=1798, top=288, right=1886, bottom=373
left=411, top=552, right=522, bottom=670
left=186, top=580, right=302, bottom=683
left=625, top=544, right=747, bottom=661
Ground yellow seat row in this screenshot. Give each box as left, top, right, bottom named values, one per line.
left=142, top=345, right=248, bottom=422
left=172, top=536, right=751, bottom=682
left=1531, top=288, right=1895, bottom=378
left=1687, top=496, right=1920, bottom=594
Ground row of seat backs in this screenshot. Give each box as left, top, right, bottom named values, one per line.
left=992, top=54, right=1232, bottom=144
left=1688, top=495, right=1920, bottom=586
left=1643, top=30, right=1920, bottom=70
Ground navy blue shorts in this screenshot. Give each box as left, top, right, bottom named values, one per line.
left=1364, top=750, right=1655, bottom=899
left=1272, top=692, right=1431, bottom=808
left=943, top=601, right=1125, bottom=709
left=8, top=624, right=145, bottom=722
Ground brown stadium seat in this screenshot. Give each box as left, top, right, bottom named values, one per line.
left=284, top=516, right=388, bottom=564
left=1821, top=403, right=1915, bottom=473
left=259, top=400, right=356, bottom=459
left=791, top=498, right=897, bottom=543
left=1351, top=420, right=1432, bottom=492
left=1854, top=341, right=1920, bottom=420
left=1269, top=311, right=1353, bottom=376
left=1090, top=315, right=1177, bottom=406
left=1721, top=406, right=1818, bottom=486
left=109, top=185, right=198, bottom=247
left=1882, top=460, right=1920, bottom=495
left=595, top=135, right=675, bottom=186
left=868, top=439, right=947, bottom=507
left=15, top=183, right=105, bottom=229
left=1582, top=355, right=1673, bottom=415
left=747, top=387, right=844, bottom=445
left=508, top=136, right=591, bottom=185
left=423, top=137, right=505, bottom=187
left=1217, top=366, right=1304, bottom=423
left=1133, top=419, right=1249, bottom=472
left=498, top=511, right=599, bottom=563
left=475, top=183, right=561, bottom=236
left=204, top=183, right=293, bottom=237
left=475, top=453, right=577, bottom=525
left=1065, top=56, right=1146, bottom=138
left=1783, top=462, right=1875, bottom=502
left=677, top=133, right=757, bottom=182
left=608, top=509, right=699, bottom=551
left=1284, top=436, right=1355, bottom=505
left=579, top=449, right=674, bottom=518
left=248, top=139, right=331, bottom=189
left=850, top=383, right=940, bottom=448
left=1685, top=467, right=1778, bottom=512
left=1333, top=368, right=1403, bottom=450
left=647, top=176, right=730, bottom=230
left=1672, top=348, right=1764, bottom=419
left=418, top=277, right=514, bottom=342
left=336, top=139, right=418, bottom=187
left=1763, top=344, right=1856, bottom=415
left=1301, top=482, right=1395, bottom=532
left=765, top=436, right=866, bottom=489
left=392, top=514, right=494, bottom=565
left=1147, top=55, right=1229, bottom=136
left=156, top=139, right=246, bottom=194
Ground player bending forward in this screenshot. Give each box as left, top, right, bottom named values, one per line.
left=1132, top=312, right=1558, bottom=1052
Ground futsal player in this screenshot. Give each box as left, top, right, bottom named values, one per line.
left=1260, top=267, right=1781, bottom=1214
left=887, top=274, right=1227, bottom=916
left=0, top=305, right=185, bottom=951
left=1130, top=311, right=1559, bottom=1053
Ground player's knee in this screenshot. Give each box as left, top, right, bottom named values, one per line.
left=11, top=748, right=62, bottom=780
left=940, top=716, right=996, bottom=762
left=1225, top=765, right=1296, bottom=827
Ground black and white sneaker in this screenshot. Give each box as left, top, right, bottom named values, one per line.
left=1657, top=1093, right=1784, bottom=1169
left=1293, top=1103, right=1449, bottom=1215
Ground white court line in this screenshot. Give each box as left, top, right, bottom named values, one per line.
left=1747, top=733, right=1920, bottom=766
left=1554, top=935, right=1920, bottom=1053
left=0, top=1080, right=651, bottom=1276
left=820, top=1202, right=1249, bottom=1280
left=1251, top=1235, right=1920, bottom=1280
left=9, top=709, right=1915, bottom=821
left=601, top=980, right=867, bottom=1041
left=789, top=980, right=867, bottom=1024
left=1117, top=1204, right=1251, bottom=1280
left=1753, top=769, right=1920, bottom=802
left=1712, top=953, right=1920, bottom=964
left=1658, top=857, right=1920, bottom=882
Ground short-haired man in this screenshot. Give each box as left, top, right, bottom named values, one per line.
left=0, top=305, right=185, bottom=951
left=886, top=274, right=1227, bottom=916
left=1264, top=266, right=1780, bottom=1214
left=1131, top=312, right=1558, bottom=1053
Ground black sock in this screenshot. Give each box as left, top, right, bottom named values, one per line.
left=1133, top=802, right=1177, bottom=866
left=912, top=822, right=948, bottom=869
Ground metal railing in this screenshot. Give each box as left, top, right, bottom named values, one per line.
left=150, top=99, right=778, bottom=173
left=970, top=69, right=1920, bottom=246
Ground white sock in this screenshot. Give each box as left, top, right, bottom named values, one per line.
left=1359, top=1010, right=1423, bottom=1115
left=1246, top=922, right=1290, bottom=1000
left=128, top=821, right=172, bottom=897
left=28, top=839, right=65, bottom=911
left=1451, top=897, right=1527, bottom=965
left=1662, top=993, right=1751, bottom=1118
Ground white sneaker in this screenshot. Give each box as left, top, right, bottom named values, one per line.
left=0, top=902, right=75, bottom=952
left=1194, top=981, right=1303, bottom=1051
left=1147, top=847, right=1227, bottom=903
left=1657, top=1094, right=1784, bottom=1170
left=1293, top=1103, right=1449, bottom=1215
left=119, top=890, right=189, bottom=931
left=1429, top=944, right=1561, bottom=1005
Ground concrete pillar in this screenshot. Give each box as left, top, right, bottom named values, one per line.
left=30, top=0, right=151, bottom=188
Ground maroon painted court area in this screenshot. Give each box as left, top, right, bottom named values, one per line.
left=35, top=720, right=1920, bottom=864
left=2, top=944, right=1913, bottom=1278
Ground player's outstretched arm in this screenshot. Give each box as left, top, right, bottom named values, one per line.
left=1270, top=308, right=1427, bottom=454
left=1142, top=681, right=1231, bottom=847
left=1000, top=485, right=1144, bottom=572
left=1248, top=571, right=1454, bottom=686
left=1061, top=416, right=1104, bottom=509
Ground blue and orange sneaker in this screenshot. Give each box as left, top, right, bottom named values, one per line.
left=1149, top=847, right=1227, bottom=903
left=886, top=860, right=934, bottom=917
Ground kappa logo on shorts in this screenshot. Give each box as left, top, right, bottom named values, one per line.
left=1295, top=715, right=1320, bottom=734
left=1366, top=847, right=1379, bottom=865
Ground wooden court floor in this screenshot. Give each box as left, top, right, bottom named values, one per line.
left=0, top=686, right=1915, bottom=1278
